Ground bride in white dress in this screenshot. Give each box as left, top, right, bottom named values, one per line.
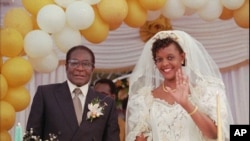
left=126, top=30, right=233, bottom=141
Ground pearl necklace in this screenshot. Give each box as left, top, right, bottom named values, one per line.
left=162, top=83, right=176, bottom=93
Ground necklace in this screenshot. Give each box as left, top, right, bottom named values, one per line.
left=162, top=83, right=176, bottom=93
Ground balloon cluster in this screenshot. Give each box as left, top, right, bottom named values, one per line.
left=0, top=58, right=33, bottom=141
left=163, top=0, right=249, bottom=29
left=0, top=0, right=249, bottom=72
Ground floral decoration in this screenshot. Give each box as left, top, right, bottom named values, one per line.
left=139, top=15, right=172, bottom=42
left=23, top=128, right=58, bottom=141
left=115, top=78, right=129, bottom=100
left=114, top=77, right=129, bottom=119
left=87, top=97, right=108, bottom=122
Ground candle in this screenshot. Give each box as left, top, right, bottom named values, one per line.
left=14, top=122, right=23, bottom=141
left=217, top=94, right=222, bottom=141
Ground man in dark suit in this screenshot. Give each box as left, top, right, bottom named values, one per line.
left=26, top=45, right=120, bottom=141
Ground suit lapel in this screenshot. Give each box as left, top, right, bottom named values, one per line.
left=82, top=88, right=97, bottom=123
left=54, top=81, right=79, bottom=130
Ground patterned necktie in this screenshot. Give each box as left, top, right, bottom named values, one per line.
left=73, top=88, right=82, bottom=125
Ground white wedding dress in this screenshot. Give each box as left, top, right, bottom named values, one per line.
left=125, top=30, right=233, bottom=141
left=126, top=86, right=230, bottom=141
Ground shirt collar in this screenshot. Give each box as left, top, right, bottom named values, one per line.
left=67, top=80, right=89, bottom=97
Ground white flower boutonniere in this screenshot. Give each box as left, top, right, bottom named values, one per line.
left=87, top=97, right=108, bottom=122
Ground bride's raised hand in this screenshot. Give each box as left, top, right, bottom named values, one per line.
left=167, top=68, right=189, bottom=105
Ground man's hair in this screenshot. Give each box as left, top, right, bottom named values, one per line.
left=66, top=45, right=95, bottom=65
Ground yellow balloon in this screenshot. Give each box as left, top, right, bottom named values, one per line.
left=1, top=57, right=33, bottom=87
left=0, top=101, right=16, bottom=130
left=3, top=86, right=31, bottom=112
left=233, top=0, right=249, bottom=28
left=31, top=14, right=40, bottom=30
left=0, top=130, right=12, bottom=141
left=31, top=15, right=40, bottom=30
left=124, top=0, right=147, bottom=28
left=3, top=8, right=33, bottom=37
left=0, top=28, right=23, bottom=57
left=219, top=7, right=233, bottom=20
left=0, top=74, right=8, bottom=100
left=0, top=55, right=2, bottom=71
left=18, top=49, right=27, bottom=56
left=138, top=0, right=166, bottom=10
left=97, top=0, right=128, bottom=25
left=22, top=0, right=55, bottom=16
left=81, top=6, right=109, bottom=43
left=109, top=22, right=123, bottom=31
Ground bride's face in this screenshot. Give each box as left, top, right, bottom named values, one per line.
left=154, top=43, right=185, bottom=82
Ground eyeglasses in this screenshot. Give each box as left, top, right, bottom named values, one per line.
left=67, top=59, right=93, bottom=69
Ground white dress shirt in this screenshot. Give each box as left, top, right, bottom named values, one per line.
left=67, top=80, right=89, bottom=110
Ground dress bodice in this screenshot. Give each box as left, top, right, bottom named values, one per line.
left=126, top=86, right=221, bottom=141
left=149, top=97, right=205, bottom=141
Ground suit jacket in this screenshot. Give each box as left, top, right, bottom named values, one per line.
left=26, top=81, right=120, bottom=141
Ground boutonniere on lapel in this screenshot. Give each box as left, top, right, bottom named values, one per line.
left=87, top=97, right=108, bottom=122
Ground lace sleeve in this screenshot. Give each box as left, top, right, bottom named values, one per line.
left=126, top=87, right=153, bottom=141
left=191, top=80, right=232, bottom=140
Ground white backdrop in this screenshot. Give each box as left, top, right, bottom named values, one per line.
left=1, top=0, right=249, bottom=139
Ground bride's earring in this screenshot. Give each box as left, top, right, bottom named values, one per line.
left=182, top=59, right=186, bottom=66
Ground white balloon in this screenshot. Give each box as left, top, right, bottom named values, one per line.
left=197, top=0, right=223, bottom=21
left=181, top=0, right=208, bottom=9
left=81, top=0, right=101, bottom=5
left=37, top=4, right=66, bottom=33
left=52, top=25, right=82, bottom=53
left=54, top=0, right=76, bottom=8
left=24, top=30, right=53, bottom=58
left=65, top=1, right=95, bottom=30
left=28, top=51, right=59, bottom=73
left=221, top=0, right=245, bottom=10
left=146, top=10, right=161, bottom=21
left=161, top=0, right=185, bottom=19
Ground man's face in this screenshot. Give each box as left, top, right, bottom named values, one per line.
left=94, top=83, right=112, bottom=96
left=66, top=49, right=94, bottom=87
left=94, top=83, right=116, bottom=99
